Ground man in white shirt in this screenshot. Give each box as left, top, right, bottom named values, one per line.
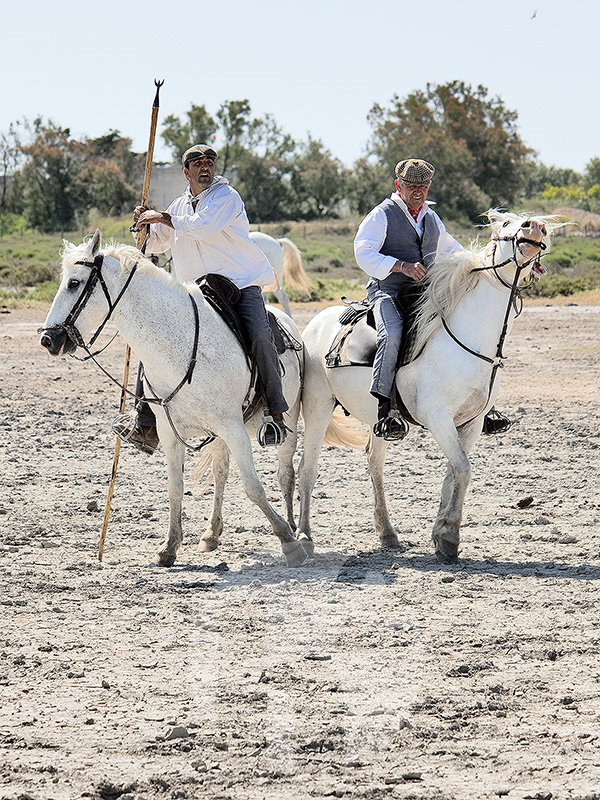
left=354, top=158, right=510, bottom=439
left=126, top=144, right=289, bottom=451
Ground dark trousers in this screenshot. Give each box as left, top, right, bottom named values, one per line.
left=236, top=285, right=288, bottom=416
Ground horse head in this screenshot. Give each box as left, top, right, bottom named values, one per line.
left=486, top=211, right=555, bottom=281
left=39, top=229, right=114, bottom=356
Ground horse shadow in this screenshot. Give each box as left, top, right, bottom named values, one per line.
left=157, top=546, right=600, bottom=590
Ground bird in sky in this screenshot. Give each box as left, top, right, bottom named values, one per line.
left=531, top=9, right=538, bottom=18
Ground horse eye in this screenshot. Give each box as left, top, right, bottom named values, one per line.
left=502, top=220, right=510, bottom=227
left=67, top=278, right=80, bottom=290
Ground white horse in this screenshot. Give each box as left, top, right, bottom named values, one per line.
left=250, top=231, right=312, bottom=317
left=298, top=212, right=558, bottom=562
left=39, top=230, right=310, bottom=567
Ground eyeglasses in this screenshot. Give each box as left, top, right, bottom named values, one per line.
left=399, top=180, right=431, bottom=188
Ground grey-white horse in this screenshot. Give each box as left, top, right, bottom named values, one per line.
left=39, top=230, right=310, bottom=567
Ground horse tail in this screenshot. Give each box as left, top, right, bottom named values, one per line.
left=190, top=441, right=219, bottom=492
left=323, top=408, right=368, bottom=449
left=279, top=238, right=312, bottom=295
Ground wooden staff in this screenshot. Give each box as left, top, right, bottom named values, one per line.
left=98, top=79, right=164, bottom=561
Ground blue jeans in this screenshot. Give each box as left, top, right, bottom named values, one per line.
left=367, top=279, right=405, bottom=400
left=236, top=286, right=288, bottom=415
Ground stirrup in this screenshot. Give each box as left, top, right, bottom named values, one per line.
left=257, top=415, right=288, bottom=448
left=112, top=410, right=138, bottom=442
left=372, top=410, right=409, bottom=441
left=112, top=411, right=159, bottom=454
left=482, top=407, right=512, bottom=435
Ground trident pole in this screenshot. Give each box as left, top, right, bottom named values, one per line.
left=98, top=79, right=164, bottom=561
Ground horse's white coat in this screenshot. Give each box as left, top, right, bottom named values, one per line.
left=41, top=233, right=309, bottom=566
left=298, top=212, right=558, bottom=561
left=250, top=231, right=311, bottom=316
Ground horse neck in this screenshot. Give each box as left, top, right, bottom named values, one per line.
left=445, top=263, right=520, bottom=352
left=108, top=261, right=213, bottom=371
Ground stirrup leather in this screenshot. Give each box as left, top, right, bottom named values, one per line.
left=257, top=415, right=289, bottom=448
left=372, top=410, right=409, bottom=441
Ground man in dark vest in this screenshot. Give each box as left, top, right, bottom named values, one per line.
left=354, top=158, right=509, bottom=440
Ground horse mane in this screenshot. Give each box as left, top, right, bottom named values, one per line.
left=410, top=210, right=560, bottom=357
left=410, top=241, right=494, bottom=357
left=61, top=237, right=190, bottom=298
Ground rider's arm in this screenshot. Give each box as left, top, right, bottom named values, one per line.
left=354, top=206, right=399, bottom=280
left=170, top=187, right=241, bottom=240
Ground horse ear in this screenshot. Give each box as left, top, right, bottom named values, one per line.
left=82, top=229, right=102, bottom=260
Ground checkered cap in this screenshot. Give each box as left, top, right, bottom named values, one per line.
left=182, top=144, right=218, bottom=166
left=395, top=159, right=435, bottom=185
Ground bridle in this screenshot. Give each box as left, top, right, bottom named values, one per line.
left=441, top=223, right=548, bottom=428
left=46, top=253, right=139, bottom=352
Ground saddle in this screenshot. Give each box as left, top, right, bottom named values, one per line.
left=197, top=273, right=300, bottom=359
left=196, top=273, right=302, bottom=418
left=325, top=285, right=425, bottom=370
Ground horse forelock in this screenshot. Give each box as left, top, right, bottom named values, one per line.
left=485, top=208, right=563, bottom=240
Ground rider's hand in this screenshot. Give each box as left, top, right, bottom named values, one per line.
left=133, top=205, right=149, bottom=227
left=136, top=210, right=174, bottom=228
left=392, top=260, right=427, bottom=281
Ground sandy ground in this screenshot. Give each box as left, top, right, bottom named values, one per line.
left=0, top=301, right=599, bottom=800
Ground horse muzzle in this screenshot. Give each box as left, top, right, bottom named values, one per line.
left=39, top=326, right=77, bottom=356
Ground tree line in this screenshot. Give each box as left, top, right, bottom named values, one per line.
left=1, top=81, right=599, bottom=234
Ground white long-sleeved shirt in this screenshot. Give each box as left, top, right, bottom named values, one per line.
left=354, top=193, right=463, bottom=281
left=144, top=176, right=273, bottom=288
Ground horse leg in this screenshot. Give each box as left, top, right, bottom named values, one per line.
left=155, top=426, right=186, bottom=567
left=277, top=407, right=299, bottom=532
left=297, top=395, right=336, bottom=554
left=427, top=415, right=481, bottom=563
left=225, top=427, right=308, bottom=566
left=365, top=434, right=402, bottom=549
left=274, top=287, right=293, bottom=318
left=199, top=438, right=230, bottom=553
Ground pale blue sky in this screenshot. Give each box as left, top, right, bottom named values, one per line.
left=6, top=0, right=597, bottom=172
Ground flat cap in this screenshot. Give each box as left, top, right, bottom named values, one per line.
left=395, top=158, right=435, bottom=185
left=182, top=143, right=218, bottom=166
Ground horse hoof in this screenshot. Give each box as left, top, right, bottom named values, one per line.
left=282, top=540, right=309, bottom=567
left=155, top=550, right=176, bottom=567
left=297, top=534, right=315, bottom=558
left=199, top=538, right=219, bottom=553
left=435, top=540, right=459, bottom=564
left=379, top=531, right=402, bottom=549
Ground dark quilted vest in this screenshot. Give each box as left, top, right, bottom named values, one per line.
left=376, top=198, right=441, bottom=289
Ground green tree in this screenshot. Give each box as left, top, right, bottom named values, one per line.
left=366, top=81, right=533, bottom=222
left=290, top=137, right=347, bottom=218
left=583, top=157, right=600, bottom=191
left=345, top=157, right=389, bottom=216
left=161, top=104, right=217, bottom=163
left=0, top=122, right=23, bottom=213
left=216, top=99, right=253, bottom=174
left=19, top=118, right=89, bottom=232
left=236, top=114, right=297, bottom=222
left=524, top=162, right=582, bottom=197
